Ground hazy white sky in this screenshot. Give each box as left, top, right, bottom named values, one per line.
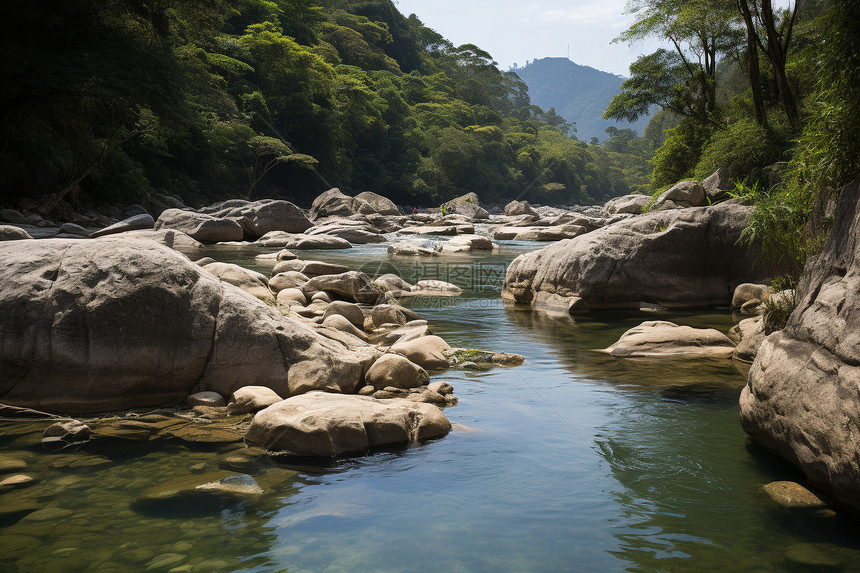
left=393, top=0, right=660, bottom=76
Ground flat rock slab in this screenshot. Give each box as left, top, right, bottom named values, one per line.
left=602, top=321, right=735, bottom=358
left=245, top=392, right=451, bottom=457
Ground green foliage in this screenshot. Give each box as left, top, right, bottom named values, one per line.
left=650, top=118, right=710, bottom=188
left=694, top=118, right=789, bottom=184
left=761, top=278, right=800, bottom=335
left=0, top=0, right=657, bottom=209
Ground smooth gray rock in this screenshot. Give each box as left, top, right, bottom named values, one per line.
left=155, top=209, right=244, bottom=243
left=355, top=191, right=400, bottom=216
left=245, top=392, right=451, bottom=456
left=0, top=238, right=362, bottom=413
left=365, top=354, right=429, bottom=390
left=504, top=200, right=535, bottom=216
left=652, top=180, right=706, bottom=211
left=303, top=271, right=385, bottom=304
left=604, top=194, right=651, bottom=215
left=199, top=199, right=311, bottom=238
left=503, top=202, right=778, bottom=313
left=601, top=321, right=736, bottom=358
left=0, top=225, right=33, bottom=240
left=443, top=192, right=489, bottom=220
left=740, top=179, right=860, bottom=513
left=90, top=214, right=155, bottom=237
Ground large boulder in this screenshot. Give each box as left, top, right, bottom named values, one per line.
left=739, top=179, right=860, bottom=513
left=257, top=232, right=352, bottom=250
left=201, top=262, right=274, bottom=304
left=309, top=188, right=360, bottom=220
left=604, top=194, right=651, bottom=215
left=303, top=271, right=385, bottom=304
left=365, top=353, right=429, bottom=389
left=443, top=192, right=489, bottom=220
left=305, top=220, right=385, bottom=244
left=652, top=180, right=706, bottom=210
left=601, top=321, right=736, bottom=358
left=245, top=392, right=451, bottom=457
left=504, top=200, right=535, bottom=216
left=155, top=209, right=244, bottom=243
left=702, top=169, right=730, bottom=202
left=729, top=316, right=766, bottom=363
left=90, top=214, right=155, bottom=238
left=503, top=202, right=777, bottom=313
left=390, top=335, right=451, bottom=370
left=355, top=191, right=400, bottom=216
left=0, top=238, right=362, bottom=414
left=0, top=225, right=33, bottom=241
left=199, top=199, right=312, bottom=238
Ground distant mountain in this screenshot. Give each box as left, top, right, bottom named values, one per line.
left=513, top=57, right=651, bottom=142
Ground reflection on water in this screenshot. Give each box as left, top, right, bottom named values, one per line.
left=2, top=241, right=860, bottom=572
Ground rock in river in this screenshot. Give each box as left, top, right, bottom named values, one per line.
left=0, top=238, right=362, bottom=413
left=503, top=202, right=778, bottom=313
left=245, top=392, right=451, bottom=457
left=601, top=321, right=736, bottom=358
left=740, top=179, right=860, bottom=513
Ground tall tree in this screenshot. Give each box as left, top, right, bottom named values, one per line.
left=735, top=0, right=803, bottom=130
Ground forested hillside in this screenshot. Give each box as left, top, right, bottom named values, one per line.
left=514, top=57, right=651, bottom=142
left=605, top=0, right=859, bottom=274
left=0, top=0, right=650, bottom=210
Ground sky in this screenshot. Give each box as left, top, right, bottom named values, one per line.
left=393, top=0, right=661, bottom=76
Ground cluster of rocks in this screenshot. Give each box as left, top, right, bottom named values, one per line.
left=0, top=175, right=734, bottom=259
left=0, top=235, right=521, bottom=459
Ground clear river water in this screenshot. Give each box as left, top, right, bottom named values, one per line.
left=2, top=240, right=860, bottom=572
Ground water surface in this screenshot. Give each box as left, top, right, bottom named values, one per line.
left=2, top=240, right=859, bottom=572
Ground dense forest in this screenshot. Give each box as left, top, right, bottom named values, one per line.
left=0, top=0, right=652, bottom=210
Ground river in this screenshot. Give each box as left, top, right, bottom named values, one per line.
left=1, top=240, right=859, bottom=572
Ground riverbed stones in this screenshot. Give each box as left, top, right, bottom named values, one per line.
left=365, top=354, right=429, bottom=390
left=309, top=188, right=361, bottom=219
left=740, top=179, right=860, bottom=513
left=602, top=321, right=736, bottom=358
left=0, top=238, right=362, bottom=413
left=277, top=288, right=308, bottom=307
left=503, top=202, right=776, bottom=313
left=245, top=392, right=451, bottom=456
